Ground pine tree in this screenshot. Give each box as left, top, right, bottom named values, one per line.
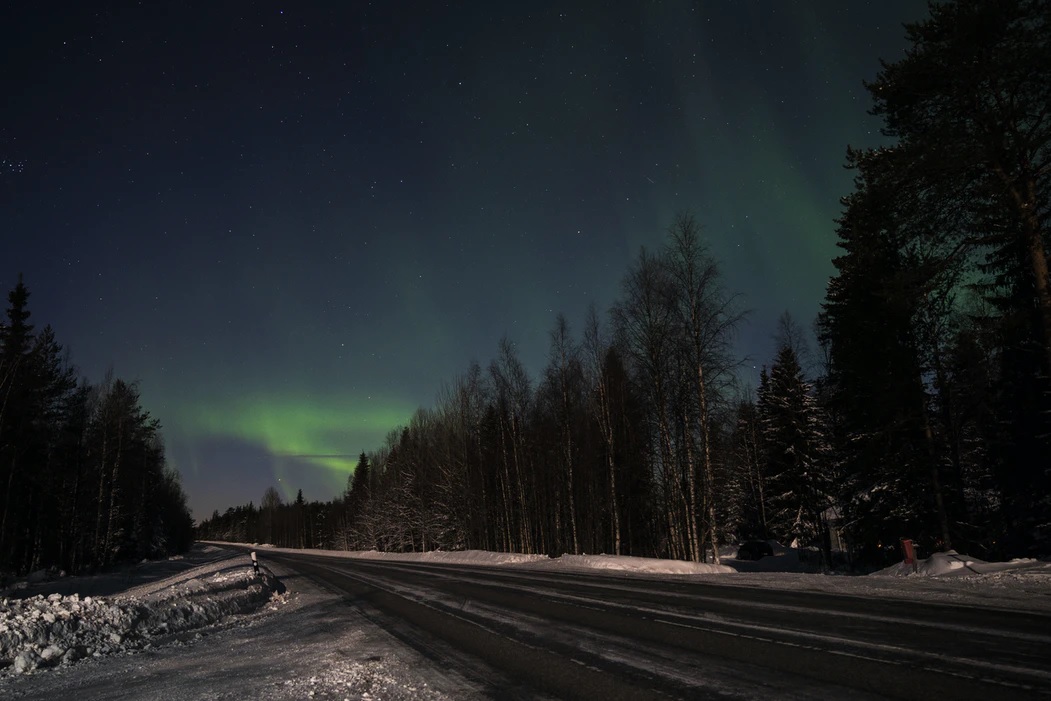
left=917, top=300, right=1001, bottom=556
left=869, top=0, right=1051, bottom=372
left=21, top=325, right=77, bottom=570
left=859, top=0, right=1051, bottom=554
left=757, top=346, right=830, bottom=557
left=0, top=276, right=35, bottom=568
left=819, top=149, right=944, bottom=563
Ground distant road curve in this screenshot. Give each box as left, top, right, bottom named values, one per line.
left=235, top=547, right=1051, bottom=701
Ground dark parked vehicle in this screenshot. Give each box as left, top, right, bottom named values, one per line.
left=736, top=540, right=774, bottom=560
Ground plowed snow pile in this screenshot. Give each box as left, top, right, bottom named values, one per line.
left=0, top=550, right=284, bottom=676
left=872, top=550, right=1051, bottom=579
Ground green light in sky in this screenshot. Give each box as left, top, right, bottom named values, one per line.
left=179, top=394, right=413, bottom=497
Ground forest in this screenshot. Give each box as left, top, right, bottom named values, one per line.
left=0, top=279, right=195, bottom=578
left=199, top=1, right=1051, bottom=567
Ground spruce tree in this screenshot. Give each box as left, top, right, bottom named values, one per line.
left=757, top=346, right=830, bottom=557
left=819, top=149, right=944, bottom=563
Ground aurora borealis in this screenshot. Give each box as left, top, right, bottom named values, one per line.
left=3, top=1, right=927, bottom=519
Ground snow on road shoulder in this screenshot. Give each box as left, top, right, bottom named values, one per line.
left=533, top=552, right=733, bottom=575
left=1, top=547, right=488, bottom=701
left=872, top=550, right=1049, bottom=578
left=233, top=542, right=1051, bottom=612
left=352, top=547, right=550, bottom=567
left=857, top=550, right=1051, bottom=608
left=0, top=548, right=284, bottom=677
left=237, top=543, right=734, bottom=574
left=704, top=550, right=1051, bottom=612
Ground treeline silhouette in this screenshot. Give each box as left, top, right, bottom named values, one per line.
left=0, top=277, right=194, bottom=578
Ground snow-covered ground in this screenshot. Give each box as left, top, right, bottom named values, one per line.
left=1, top=542, right=1049, bottom=699
left=1, top=555, right=280, bottom=675
left=1, top=544, right=486, bottom=699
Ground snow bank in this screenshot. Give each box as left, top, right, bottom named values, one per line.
left=353, top=548, right=550, bottom=567
left=533, top=553, right=733, bottom=575
left=238, top=544, right=735, bottom=574
left=0, top=554, right=285, bottom=676
left=229, top=542, right=1051, bottom=588
left=873, top=550, right=1051, bottom=579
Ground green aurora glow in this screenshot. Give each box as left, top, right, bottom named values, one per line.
left=176, top=395, right=415, bottom=501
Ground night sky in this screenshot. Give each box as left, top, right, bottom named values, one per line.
left=3, top=1, right=927, bottom=520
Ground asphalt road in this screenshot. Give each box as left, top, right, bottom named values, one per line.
left=256, top=550, right=1051, bottom=701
